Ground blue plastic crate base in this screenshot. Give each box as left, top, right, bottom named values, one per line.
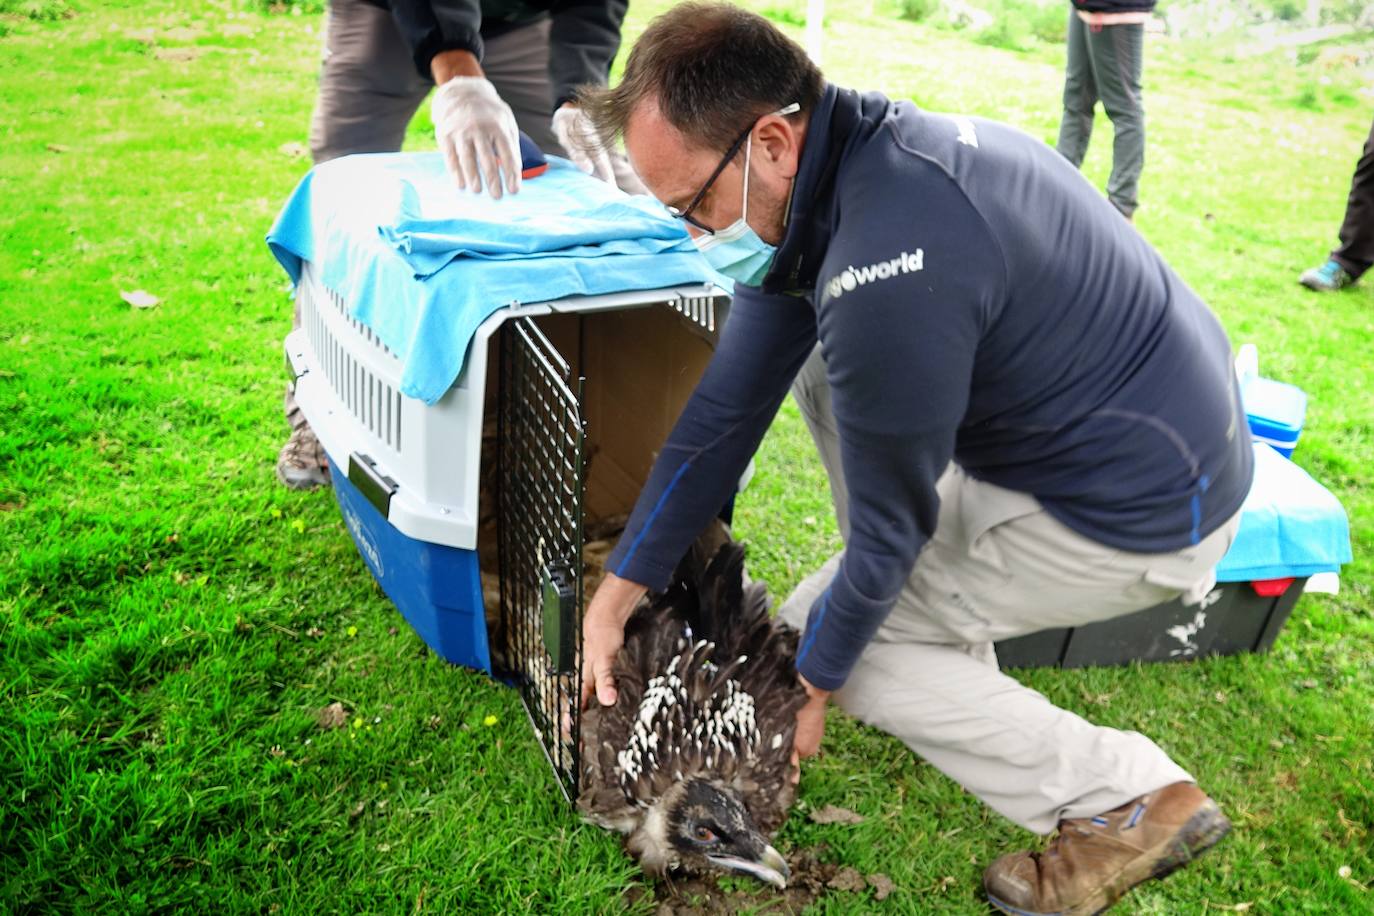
left=330, top=455, right=492, bottom=673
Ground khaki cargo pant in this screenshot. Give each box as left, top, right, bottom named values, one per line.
left=778, top=345, right=1241, bottom=834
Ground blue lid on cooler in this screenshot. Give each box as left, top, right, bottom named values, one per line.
left=1241, top=375, right=1306, bottom=457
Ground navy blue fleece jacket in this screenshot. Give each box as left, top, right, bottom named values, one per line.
left=377, top=0, right=627, bottom=109
left=606, top=85, right=1253, bottom=692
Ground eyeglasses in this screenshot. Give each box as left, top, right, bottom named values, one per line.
left=667, top=102, right=800, bottom=236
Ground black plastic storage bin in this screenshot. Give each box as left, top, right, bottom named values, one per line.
left=994, top=578, right=1307, bottom=669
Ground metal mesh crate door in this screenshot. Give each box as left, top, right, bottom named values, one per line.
left=497, top=317, right=586, bottom=802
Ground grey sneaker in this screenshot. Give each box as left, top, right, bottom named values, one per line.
left=1299, top=259, right=1355, bottom=291
left=276, top=423, right=330, bottom=490
left=278, top=385, right=330, bottom=490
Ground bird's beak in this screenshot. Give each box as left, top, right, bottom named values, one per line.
left=707, top=843, right=790, bottom=889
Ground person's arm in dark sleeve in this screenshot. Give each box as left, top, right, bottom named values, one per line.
left=795, top=176, right=1007, bottom=691
left=388, top=0, right=485, bottom=81
left=606, top=285, right=819, bottom=590
left=547, top=0, right=628, bottom=110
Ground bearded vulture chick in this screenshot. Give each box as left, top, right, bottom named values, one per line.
left=579, top=530, right=807, bottom=888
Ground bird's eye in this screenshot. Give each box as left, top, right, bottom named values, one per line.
left=693, top=825, right=717, bottom=843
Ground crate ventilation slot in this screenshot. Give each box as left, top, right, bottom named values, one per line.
left=299, top=279, right=405, bottom=453
left=670, top=294, right=717, bottom=334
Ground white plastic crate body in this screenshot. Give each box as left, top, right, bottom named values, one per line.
left=284, top=258, right=726, bottom=550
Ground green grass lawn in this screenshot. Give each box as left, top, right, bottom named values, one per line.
left=1, top=0, right=1370, bottom=912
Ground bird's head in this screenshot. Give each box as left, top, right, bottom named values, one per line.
left=629, top=777, right=789, bottom=888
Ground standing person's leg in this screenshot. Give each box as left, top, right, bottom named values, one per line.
left=1330, top=115, right=1374, bottom=279
left=1084, top=21, right=1146, bottom=218
left=482, top=19, right=562, bottom=153
left=483, top=18, right=648, bottom=195
left=308, top=0, right=434, bottom=163
left=279, top=298, right=331, bottom=490
left=282, top=0, right=433, bottom=490
left=1055, top=11, right=1097, bottom=169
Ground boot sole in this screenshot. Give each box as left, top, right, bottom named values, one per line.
left=987, top=801, right=1233, bottom=916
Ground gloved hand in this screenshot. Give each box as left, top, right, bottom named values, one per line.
left=431, top=76, right=522, bottom=198
left=551, top=104, right=616, bottom=183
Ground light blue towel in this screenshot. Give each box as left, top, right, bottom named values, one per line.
left=267, top=153, right=722, bottom=404
left=1214, top=443, right=1352, bottom=582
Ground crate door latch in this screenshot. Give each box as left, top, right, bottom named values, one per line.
left=541, top=561, right=577, bottom=674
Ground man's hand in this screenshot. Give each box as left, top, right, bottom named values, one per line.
left=430, top=76, right=522, bottom=198
left=791, top=673, right=830, bottom=782
left=581, top=572, right=648, bottom=708
left=551, top=104, right=616, bottom=184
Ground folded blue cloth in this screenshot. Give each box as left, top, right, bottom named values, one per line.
left=1214, top=443, right=1352, bottom=582
left=381, top=179, right=693, bottom=278
left=267, top=153, right=720, bottom=404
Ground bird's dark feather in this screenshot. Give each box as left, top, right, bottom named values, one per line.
left=579, top=528, right=808, bottom=860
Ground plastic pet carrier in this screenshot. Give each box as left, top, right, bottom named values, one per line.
left=286, top=260, right=728, bottom=800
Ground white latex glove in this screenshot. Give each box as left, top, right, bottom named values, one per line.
left=431, top=76, right=522, bottom=198
left=551, top=105, right=616, bottom=183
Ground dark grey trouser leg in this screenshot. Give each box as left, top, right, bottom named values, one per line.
left=1055, top=11, right=1096, bottom=169
left=483, top=19, right=561, bottom=153
left=308, top=0, right=433, bottom=164
left=295, top=0, right=433, bottom=431
left=485, top=19, right=647, bottom=194
left=1087, top=21, right=1145, bottom=217
left=1332, top=115, right=1374, bottom=279
left=308, top=2, right=561, bottom=162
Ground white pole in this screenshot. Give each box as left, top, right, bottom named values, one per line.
left=806, top=0, right=825, bottom=64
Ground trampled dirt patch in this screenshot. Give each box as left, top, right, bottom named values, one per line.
left=631, top=846, right=895, bottom=914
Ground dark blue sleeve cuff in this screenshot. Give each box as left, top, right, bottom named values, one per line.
left=794, top=567, right=899, bottom=692
left=605, top=536, right=677, bottom=592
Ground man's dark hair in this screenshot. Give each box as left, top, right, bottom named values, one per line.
left=576, top=1, right=825, bottom=151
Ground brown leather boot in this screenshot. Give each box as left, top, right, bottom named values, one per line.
left=984, top=781, right=1231, bottom=915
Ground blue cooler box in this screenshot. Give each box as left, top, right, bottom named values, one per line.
left=1241, top=375, right=1306, bottom=457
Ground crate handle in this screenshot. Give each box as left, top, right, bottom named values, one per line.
left=347, top=452, right=398, bottom=518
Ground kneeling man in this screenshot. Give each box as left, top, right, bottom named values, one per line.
left=580, top=5, right=1252, bottom=913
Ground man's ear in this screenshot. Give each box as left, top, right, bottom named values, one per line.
left=755, top=116, right=803, bottom=180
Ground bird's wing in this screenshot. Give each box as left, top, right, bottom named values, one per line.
left=579, top=592, right=691, bottom=825
left=578, top=530, right=807, bottom=836
left=687, top=541, right=809, bottom=833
